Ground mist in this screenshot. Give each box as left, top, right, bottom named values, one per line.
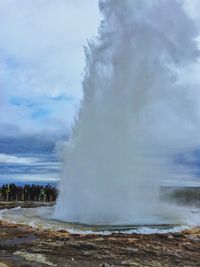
left=54, top=0, right=200, bottom=225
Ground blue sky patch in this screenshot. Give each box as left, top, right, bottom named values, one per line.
left=50, top=94, right=74, bottom=102
left=10, top=97, right=36, bottom=108
left=5, top=57, right=19, bottom=68
left=31, top=108, right=51, bottom=120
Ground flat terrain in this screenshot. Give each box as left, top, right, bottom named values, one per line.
left=0, top=201, right=54, bottom=210
left=0, top=202, right=199, bottom=267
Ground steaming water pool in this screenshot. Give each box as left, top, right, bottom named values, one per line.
left=0, top=205, right=199, bottom=235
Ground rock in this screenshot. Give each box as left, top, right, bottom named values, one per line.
left=14, top=251, right=56, bottom=266
left=0, top=263, right=9, bottom=267
left=0, top=220, right=200, bottom=266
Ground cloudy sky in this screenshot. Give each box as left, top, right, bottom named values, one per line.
left=0, top=0, right=200, bottom=184
left=0, top=0, right=100, bottom=184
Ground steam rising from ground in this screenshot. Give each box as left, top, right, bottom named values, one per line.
left=55, top=0, right=200, bottom=224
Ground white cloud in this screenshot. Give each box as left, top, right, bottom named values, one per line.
left=0, top=0, right=199, bottom=137
left=0, top=153, right=61, bottom=166
left=0, top=153, right=38, bottom=165
left=183, top=0, right=200, bottom=22
left=0, top=173, right=60, bottom=182
left=0, top=0, right=100, bottom=134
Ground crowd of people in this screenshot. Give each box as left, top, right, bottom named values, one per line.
left=0, top=183, right=57, bottom=202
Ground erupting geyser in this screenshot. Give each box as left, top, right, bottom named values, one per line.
left=55, top=0, right=200, bottom=225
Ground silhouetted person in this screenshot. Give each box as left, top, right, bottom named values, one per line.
left=40, top=186, right=45, bottom=202
left=5, top=184, right=10, bottom=201
left=45, top=184, right=51, bottom=202
left=1, top=185, right=7, bottom=201
left=0, top=183, right=57, bottom=202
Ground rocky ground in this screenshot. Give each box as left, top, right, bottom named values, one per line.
left=0, top=202, right=199, bottom=267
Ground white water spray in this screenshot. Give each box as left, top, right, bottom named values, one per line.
left=55, top=0, right=200, bottom=225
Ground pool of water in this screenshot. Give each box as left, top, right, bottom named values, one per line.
left=0, top=204, right=199, bottom=235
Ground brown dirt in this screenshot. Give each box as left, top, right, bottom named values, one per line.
left=0, top=202, right=199, bottom=266
left=0, top=219, right=199, bottom=267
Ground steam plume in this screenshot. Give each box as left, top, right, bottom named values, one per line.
left=55, top=0, right=200, bottom=224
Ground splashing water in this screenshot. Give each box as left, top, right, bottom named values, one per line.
left=54, top=0, right=200, bottom=225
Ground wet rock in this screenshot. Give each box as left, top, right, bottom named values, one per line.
left=0, top=234, right=37, bottom=247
